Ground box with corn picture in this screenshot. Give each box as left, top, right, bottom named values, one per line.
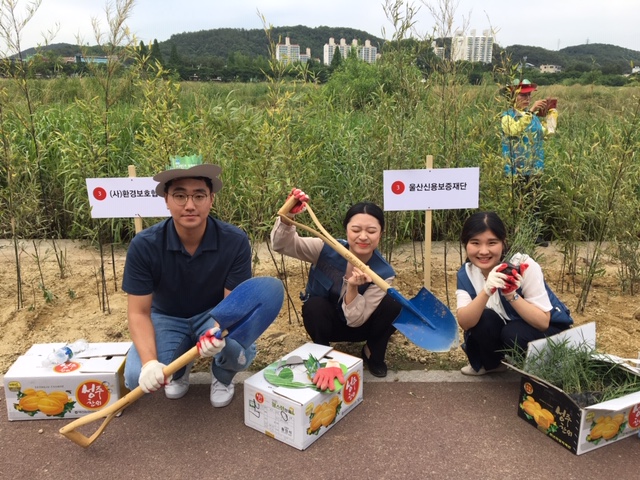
left=505, top=323, right=640, bottom=455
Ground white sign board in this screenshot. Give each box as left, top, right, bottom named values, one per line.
left=86, top=177, right=169, bottom=219
left=383, top=167, right=479, bottom=211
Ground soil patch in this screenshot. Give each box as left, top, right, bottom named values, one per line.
left=1, top=239, right=638, bottom=374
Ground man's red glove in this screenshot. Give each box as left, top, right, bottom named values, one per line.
left=287, top=188, right=309, bottom=215
left=312, top=366, right=345, bottom=391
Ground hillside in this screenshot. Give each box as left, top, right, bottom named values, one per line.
left=19, top=26, right=384, bottom=64
left=19, top=27, right=640, bottom=70
left=159, top=26, right=384, bottom=63
left=504, top=43, right=640, bottom=71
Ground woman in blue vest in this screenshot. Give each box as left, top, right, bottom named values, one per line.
left=456, top=211, right=572, bottom=376
left=271, top=189, right=401, bottom=377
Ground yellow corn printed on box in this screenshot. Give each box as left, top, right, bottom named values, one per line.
left=507, top=323, right=640, bottom=455
left=244, top=343, right=363, bottom=450
left=4, top=342, right=131, bottom=421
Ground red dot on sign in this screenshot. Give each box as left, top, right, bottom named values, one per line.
left=391, top=181, right=405, bottom=195
left=93, top=187, right=107, bottom=201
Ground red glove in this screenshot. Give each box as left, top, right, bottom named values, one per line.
left=287, top=188, right=309, bottom=215
left=312, top=366, right=345, bottom=391
left=497, top=262, right=527, bottom=294
left=501, top=272, right=522, bottom=294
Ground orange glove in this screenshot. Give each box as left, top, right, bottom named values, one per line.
left=287, top=188, right=309, bottom=215
left=312, top=365, right=345, bottom=391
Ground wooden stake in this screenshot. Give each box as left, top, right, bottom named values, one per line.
left=127, top=165, right=143, bottom=234
left=424, top=155, right=433, bottom=289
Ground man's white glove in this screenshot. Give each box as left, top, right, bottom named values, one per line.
left=139, top=360, right=171, bottom=393
left=197, top=327, right=226, bottom=357
left=484, top=264, right=507, bottom=296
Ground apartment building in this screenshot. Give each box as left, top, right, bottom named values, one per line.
left=451, top=29, right=495, bottom=64
left=275, top=36, right=378, bottom=66
left=276, top=37, right=301, bottom=65
left=299, top=47, right=312, bottom=63
left=323, top=37, right=377, bottom=65
left=358, top=40, right=378, bottom=63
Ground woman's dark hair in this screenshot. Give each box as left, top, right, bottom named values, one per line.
left=343, top=202, right=385, bottom=231
left=460, top=211, right=508, bottom=257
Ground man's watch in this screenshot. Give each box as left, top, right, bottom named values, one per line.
left=507, top=293, right=520, bottom=303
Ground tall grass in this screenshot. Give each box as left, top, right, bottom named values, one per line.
left=1, top=1, right=639, bottom=312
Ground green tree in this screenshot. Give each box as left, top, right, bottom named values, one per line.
left=150, top=39, right=163, bottom=65
left=168, top=42, right=180, bottom=68
left=138, top=40, right=148, bottom=57
left=330, top=46, right=343, bottom=70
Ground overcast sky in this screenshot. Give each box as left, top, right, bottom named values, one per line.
left=6, top=0, right=640, bottom=53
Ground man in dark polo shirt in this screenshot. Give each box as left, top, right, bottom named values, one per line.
left=122, top=155, right=253, bottom=408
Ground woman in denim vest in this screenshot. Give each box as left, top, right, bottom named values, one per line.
left=271, top=189, right=401, bottom=377
left=456, top=211, right=572, bottom=376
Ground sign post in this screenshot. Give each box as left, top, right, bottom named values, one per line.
left=424, top=155, right=433, bottom=288
left=127, top=165, right=144, bottom=234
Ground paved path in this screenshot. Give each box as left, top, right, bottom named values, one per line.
left=1, top=371, right=638, bottom=479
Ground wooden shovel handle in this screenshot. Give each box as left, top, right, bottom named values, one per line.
left=277, top=198, right=392, bottom=294
left=59, top=345, right=201, bottom=447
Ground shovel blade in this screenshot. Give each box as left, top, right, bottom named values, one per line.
left=209, top=277, right=284, bottom=349
left=390, top=287, right=459, bottom=352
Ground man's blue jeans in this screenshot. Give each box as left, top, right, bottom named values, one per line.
left=124, top=310, right=256, bottom=389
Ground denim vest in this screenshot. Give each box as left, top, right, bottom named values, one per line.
left=456, top=266, right=573, bottom=325
left=304, top=240, right=395, bottom=322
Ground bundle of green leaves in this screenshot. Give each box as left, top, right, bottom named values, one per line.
left=505, top=338, right=640, bottom=408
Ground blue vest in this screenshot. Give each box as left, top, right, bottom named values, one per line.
left=305, top=240, right=395, bottom=321
left=456, top=266, right=573, bottom=325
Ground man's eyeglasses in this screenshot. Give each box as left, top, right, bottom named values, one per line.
left=170, top=193, right=210, bottom=206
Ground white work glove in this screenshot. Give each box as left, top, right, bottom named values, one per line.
left=197, top=327, right=226, bottom=357
left=139, top=360, right=171, bottom=393
left=484, top=264, right=508, bottom=296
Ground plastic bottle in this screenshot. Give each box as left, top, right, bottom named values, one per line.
left=42, top=339, right=89, bottom=366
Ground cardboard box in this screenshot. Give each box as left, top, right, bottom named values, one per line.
left=4, top=342, right=131, bottom=421
left=244, top=343, right=363, bottom=450
left=508, top=323, right=640, bottom=454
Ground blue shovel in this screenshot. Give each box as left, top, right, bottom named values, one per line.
left=278, top=196, right=458, bottom=352
left=60, top=277, right=284, bottom=447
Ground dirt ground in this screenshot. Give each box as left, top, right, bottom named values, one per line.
left=1, top=238, right=639, bottom=375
